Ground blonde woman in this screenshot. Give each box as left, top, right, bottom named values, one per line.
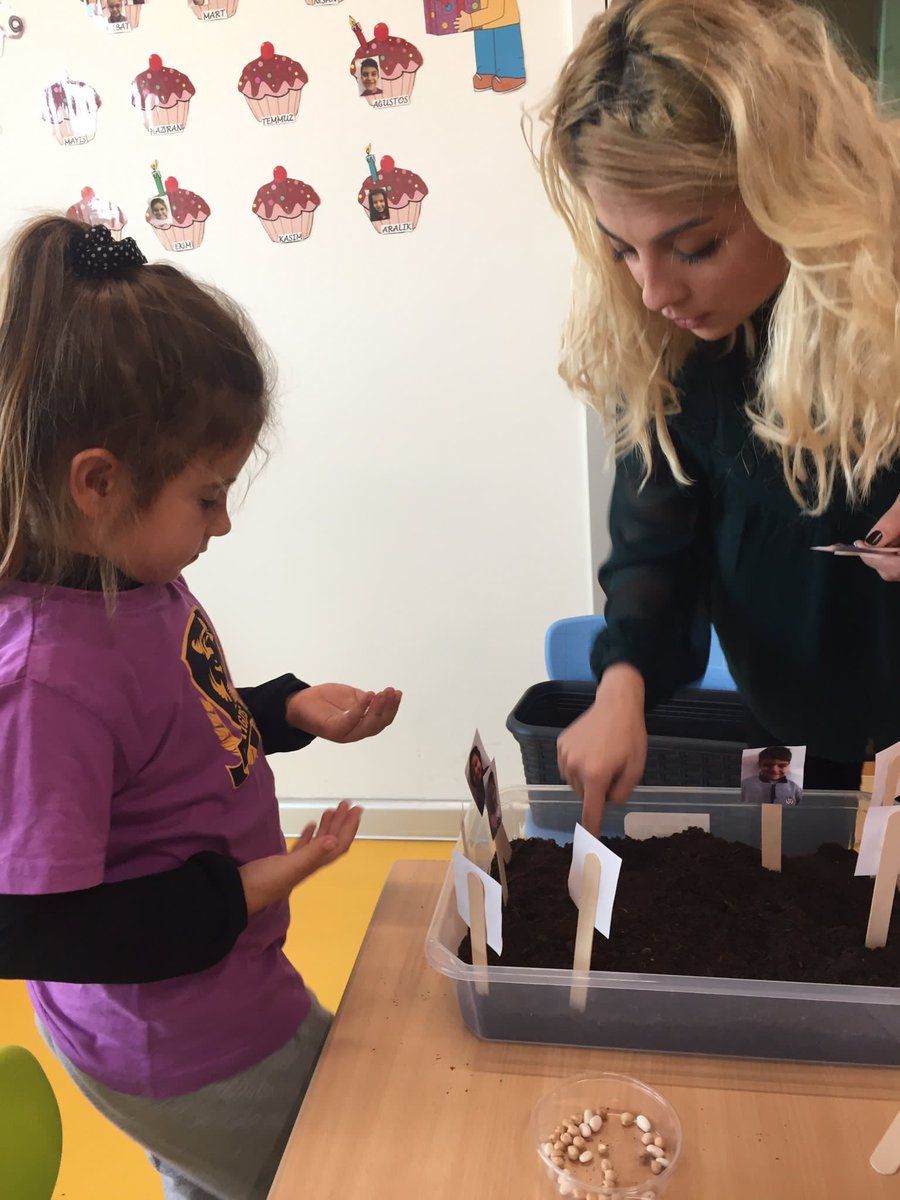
left=539, top=0, right=900, bottom=833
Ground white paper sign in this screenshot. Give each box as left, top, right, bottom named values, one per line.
left=871, top=740, right=900, bottom=807
left=855, top=805, right=900, bottom=877
left=452, top=849, right=503, bottom=954
left=567, top=823, right=622, bottom=939
left=624, top=812, right=711, bottom=841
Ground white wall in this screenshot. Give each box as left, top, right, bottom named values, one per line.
left=0, top=0, right=594, bottom=801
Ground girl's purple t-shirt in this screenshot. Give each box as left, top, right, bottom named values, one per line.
left=0, top=577, right=310, bottom=1098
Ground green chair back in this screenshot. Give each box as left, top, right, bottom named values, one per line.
left=0, top=1045, right=62, bottom=1200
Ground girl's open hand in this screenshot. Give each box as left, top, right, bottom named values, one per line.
left=287, top=684, right=401, bottom=743
left=239, top=801, right=362, bottom=915
left=857, top=495, right=900, bottom=581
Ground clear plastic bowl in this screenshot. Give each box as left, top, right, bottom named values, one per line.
left=531, top=1073, right=682, bottom=1199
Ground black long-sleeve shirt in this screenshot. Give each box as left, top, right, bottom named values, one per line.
left=0, top=672, right=312, bottom=984
left=592, top=320, right=900, bottom=762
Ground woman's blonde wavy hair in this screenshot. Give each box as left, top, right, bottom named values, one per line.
left=538, top=0, right=900, bottom=513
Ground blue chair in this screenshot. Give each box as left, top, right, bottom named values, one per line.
left=0, top=1046, right=63, bottom=1200
left=544, top=614, right=737, bottom=691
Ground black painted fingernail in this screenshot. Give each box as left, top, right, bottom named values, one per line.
left=865, top=530, right=884, bottom=546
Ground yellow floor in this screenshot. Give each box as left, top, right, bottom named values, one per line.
left=0, top=840, right=451, bottom=1200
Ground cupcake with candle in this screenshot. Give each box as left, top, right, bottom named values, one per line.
left=357, top=147, right=428, bottom=234
left=145, top=163, right=210, bottom=252
left=66, top=186, right=127, bottom=240
left=238, top=42, right=308, bottom=124
left=349, top=17, right=423, bottom=105
left=131, top=56, right=195, bottom=134
left=42, top=75, right=102, bottom=146
left=85, top=0, right=146, bottom=32
left=189, top=0, right=239, bottom=20
left=252, top=166, right=320, bottom=244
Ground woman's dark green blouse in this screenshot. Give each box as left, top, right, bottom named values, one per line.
left=591, top=322, right=900, bottom=762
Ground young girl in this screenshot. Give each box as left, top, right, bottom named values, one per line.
left=0, top=216, right=401, bottom=1200
left=537, top=0, right=900, bottom=832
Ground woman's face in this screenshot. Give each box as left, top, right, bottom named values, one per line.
left=372, top=192, right=387, bottom=215
left=582, top=185, right=787, bottom=341
left=361, top=65, right=379, bottom=92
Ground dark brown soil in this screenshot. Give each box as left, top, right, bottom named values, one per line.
left=458, top=831, right=900, bottom=986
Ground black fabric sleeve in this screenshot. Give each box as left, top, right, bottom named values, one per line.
left=591, top=439, right=711, bottom=709
left=0, top=851, right=248, bottom=985
left=238, top=673, right=315, bottom=754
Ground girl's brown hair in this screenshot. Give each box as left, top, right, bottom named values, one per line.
left=0, top=215, right=271, bottom=589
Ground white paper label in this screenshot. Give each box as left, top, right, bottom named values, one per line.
left=452, top=849, right=503, bottom=954
left=568, top=823, right=622, bottom=939
left=855, top=805, right=900, bottom=876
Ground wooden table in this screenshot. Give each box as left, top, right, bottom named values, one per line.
left=269, top=862, right=900, bottom=1199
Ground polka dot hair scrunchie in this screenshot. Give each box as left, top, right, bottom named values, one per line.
left=69, top=224, right=147, bottom=278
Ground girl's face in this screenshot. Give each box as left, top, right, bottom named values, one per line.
left=582, top=185, right=787, bottom=342
left=361, top=65, right=379, bottom=92
left=373, top=193, right=387, bottom=215
left=71, top=441, right=253, bottom=584
left=151, top=201, right=167, bottom=221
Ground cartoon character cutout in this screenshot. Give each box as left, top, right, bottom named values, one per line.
left=358, top=146, right=428, bottom=235
left=423, top=1, right=526, bottom=94
left=349, top=17, right=423, bottom=108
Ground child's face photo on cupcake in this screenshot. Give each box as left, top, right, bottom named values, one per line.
left=148, top=196, right=171, bottom=226
left=358, top=59, right=382, bottom=97
left=369, top=190, right=389, bottom=222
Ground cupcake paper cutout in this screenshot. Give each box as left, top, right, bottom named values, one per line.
left=146, top=165, right=210, bottom=251
left=132, top=56, right=195, bottom=134
left=189, top=0, right=238, bottom=20
left=358, top=147, right=428, bottom=234
left=42, top=76, right=102, bottom=146
left=252, top=166, right=320, bottom=244
left=84, top=0, right=145, bottom=33
left=238, top=43, right=308, bottom=125
left=67, top=186, right=127, bottom=240
left=349, top=17, right=423, bottom=107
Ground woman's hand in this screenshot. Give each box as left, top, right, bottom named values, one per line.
left=557, top=664, right=648, bottom=837
left=239, top=802, right=362, bottom=915
left=857, top=495, right=900, bottom=581
left=286, top=684, right=401, bottom=743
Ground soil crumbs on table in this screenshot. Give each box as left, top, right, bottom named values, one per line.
left=458, top=831, right=900, bottom=986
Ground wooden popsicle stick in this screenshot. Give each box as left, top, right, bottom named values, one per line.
left=870, top=1110, right=900, bottom=1175
left=884, top=755, right=900, bottom=808
left=865, top=809, right=900, bottom=949
left=570, top=852, right=601, bottom=1012
left=495, top=823, right=512, bottom=864
left=761, top=803, right=782, bottom=872
left=466, top=871, right=489, bottom=996
left=495, top=843, right=509, bottom=905
left=459, top=811, right=472, bottom=861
